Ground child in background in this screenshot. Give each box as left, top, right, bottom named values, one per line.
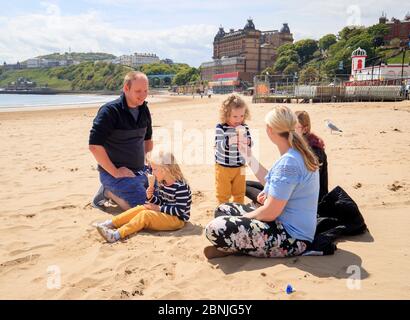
left=96, top=151, right=192, bottom=243
left=214, top=94, right=252, bottom=204
left=295, top=110, right=328, bottom=201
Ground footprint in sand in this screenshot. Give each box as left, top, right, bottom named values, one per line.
left=353, top=182, right=362, bottom=189
left=9, top=244, right=53, bottom=256
left=34, top=165, right=47, bottom=172
left=131, top=289, right=144, bottom=296
left=192, top=190, right=206, bottom=202
left=0, top=254, right=41, bottom=270
left=388, top=181, right=404, bottom=192
left=131, top=279, right=146, bottom=296
left=266, top=281, right=275, bottom=290
left=120, top=290, right=130, bottom=299
left=152, top=263, right=176, bottom=280
left=60, top=205, right=77, bottom=210
left=83, top=203, right=93, bottom=210
left=163, top=267, right=176, bottom=280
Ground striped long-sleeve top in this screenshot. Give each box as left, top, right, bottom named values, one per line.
left=148, top=180, right=192, bottom=222
left=215, top=123, right=252, bottom=167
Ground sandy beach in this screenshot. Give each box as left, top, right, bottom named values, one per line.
left=0, top=93, right=409, bottom=299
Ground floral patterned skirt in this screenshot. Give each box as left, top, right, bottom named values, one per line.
left=205, top=202, right=308, bottom=258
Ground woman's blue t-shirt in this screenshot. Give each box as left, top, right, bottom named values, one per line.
left=263, top=148, right=319, bottom=242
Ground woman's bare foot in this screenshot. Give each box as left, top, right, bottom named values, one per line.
left=203, top=246, right=235, bottom=259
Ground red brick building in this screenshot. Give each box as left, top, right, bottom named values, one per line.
left=379, top=12, right=410, bottom=45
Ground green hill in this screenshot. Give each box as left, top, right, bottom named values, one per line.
left=0, top=61, right=133, bottom=91
left=386, top=50, right=410, bottom=64
left=0, top=60, right=201, bottom=91
left=0, top=68, right=71, bottom=90
left=49, top=61, right=134, bottom=91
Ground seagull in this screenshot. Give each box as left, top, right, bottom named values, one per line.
left=325, top=119, right=343, bottom=134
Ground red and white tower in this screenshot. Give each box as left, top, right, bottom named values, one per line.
left=351, top=47, right=367, bottom=80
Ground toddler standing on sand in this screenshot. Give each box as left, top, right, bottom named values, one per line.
left=214, top=94, right=252, bottom=204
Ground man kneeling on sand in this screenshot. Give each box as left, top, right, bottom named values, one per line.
left=89, top=71, right=153, bottom=211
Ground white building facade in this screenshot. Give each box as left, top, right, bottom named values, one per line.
left=114, top=53, right=160, bottom=67
left=132, top=53, right=160, bottom=66
left=350, top=47, right=410, bottom=81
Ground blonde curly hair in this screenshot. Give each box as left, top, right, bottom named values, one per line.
left=219, top=94, right=250, bottom=124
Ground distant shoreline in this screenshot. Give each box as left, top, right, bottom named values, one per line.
left=0, top=94, right=171, bottom=112
left=0, top=89, right=120, bottom=95
left=0, top=88, right=169, bottom=95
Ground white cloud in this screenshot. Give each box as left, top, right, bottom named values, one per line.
left=1, top=1, right=408, bottom=66
left=0, top=3, right=216, bottom=66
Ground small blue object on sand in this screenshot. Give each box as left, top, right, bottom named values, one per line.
left=286, top=284, right=294, bottom=294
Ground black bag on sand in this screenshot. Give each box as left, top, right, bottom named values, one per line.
left=317, top=185, right=367, bottom=236
left=304, top=186, right=368, bottom=256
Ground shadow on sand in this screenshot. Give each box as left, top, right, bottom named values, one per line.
left=206, top=231, right=373, bottom=280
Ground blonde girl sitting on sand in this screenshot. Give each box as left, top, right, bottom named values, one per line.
left=214, top=94, right=252, bottom=204
left=95, top=151, right=192, bottom=243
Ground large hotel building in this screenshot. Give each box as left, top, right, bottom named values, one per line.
left=200, top=19, right=293, bottom=92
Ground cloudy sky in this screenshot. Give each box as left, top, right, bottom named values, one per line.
left=0, top=0, right=407, bottom=66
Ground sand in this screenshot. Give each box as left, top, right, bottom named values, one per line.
left=0, top=93, right=409, bottom=299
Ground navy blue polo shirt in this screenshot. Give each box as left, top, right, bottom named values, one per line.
left=89, top=93, right=152, bottom=171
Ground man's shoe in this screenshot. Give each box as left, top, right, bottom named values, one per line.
left=91, top=185, right=108, bottom=211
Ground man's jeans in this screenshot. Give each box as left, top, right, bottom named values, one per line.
left=99, top=168, right=148, bottom=208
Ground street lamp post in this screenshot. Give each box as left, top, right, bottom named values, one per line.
left=401, top=47, right=406, bottom=80
left=401, top=34, right=410, bottom=80
left=371, top=42, right=376, bottom=83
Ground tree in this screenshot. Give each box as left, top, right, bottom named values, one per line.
left=323, top=60, right=339, bottom=78
left=373, top=36, right=384, bottom=48
left=261, top=65, right=275, bottom=75
left=345, top=32, right=375, bottom=58
left=294, top=39, right=318, bottom=64
left=367, top=24, right=390, bottom=38
left=280, top=50, right=300, bottom=63
left=318, top=34, right=337, bottom=51
left=173, top=67, right=200, bottom=85
left=276, top=43, right=296, bottom=56
left=338, top=26, right=366, bottom=41
left=140, top=63, right=173, bottom=75
left=274, top=56, right=296, bottom=73
left=299, top=66, right=319, bottom=83
left=283, top=62, right=299, bottom=75
left=189, top=73, right=200, bottom=83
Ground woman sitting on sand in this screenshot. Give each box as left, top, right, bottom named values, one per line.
left=204, top=106, right=319, bottom=259
left=246, top=109, right=328, bottom=204
left=95, top=151, right=192, bottom=243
